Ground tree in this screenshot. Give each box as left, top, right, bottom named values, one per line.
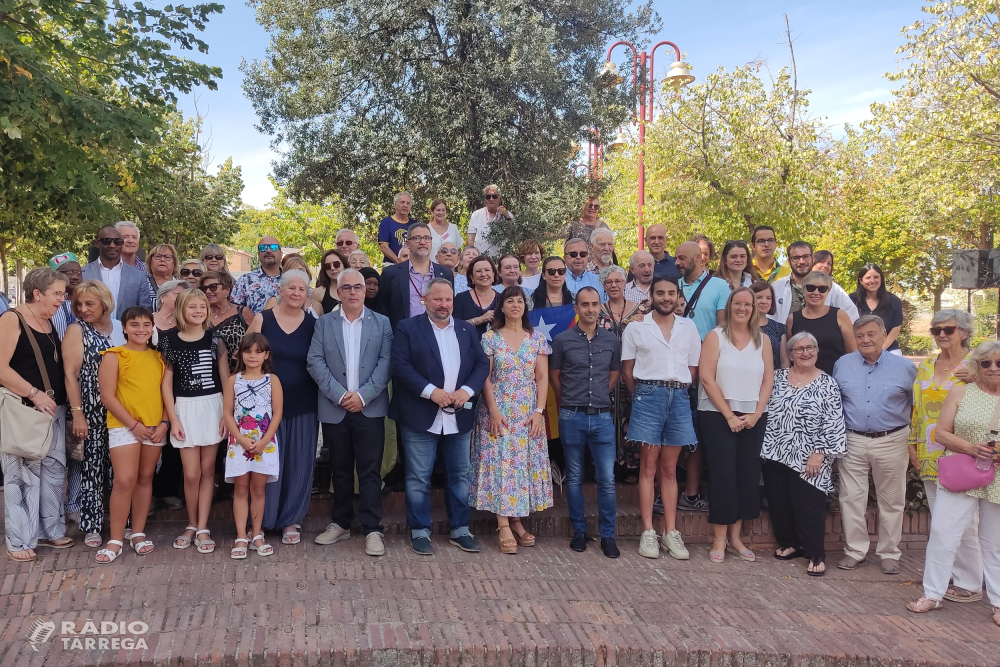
left=243, top=0, right=658, bottom=252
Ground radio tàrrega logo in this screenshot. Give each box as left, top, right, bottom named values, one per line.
left=25, top=617, right=56, bottom=651
left=25, top=616, right=150, bottom=651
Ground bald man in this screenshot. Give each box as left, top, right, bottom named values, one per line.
left=231, top=235, right=284, bottom=314
left=645, top=224, right=680, bottom=280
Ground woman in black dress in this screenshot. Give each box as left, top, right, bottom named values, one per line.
left=454, top=255, right=499, bottom=338
left=786, top=272, right=856, bottom=375
left=850, top=263, right=904, bottom=354
left=311, top=249, right=349, bottom=316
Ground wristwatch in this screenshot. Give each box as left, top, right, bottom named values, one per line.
left=534, top=408, right=545, bottom=415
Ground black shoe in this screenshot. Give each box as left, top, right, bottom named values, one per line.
left=570, top=532, right=587, bottom=552
left=410, top=536, right=433, bottom=555
left=449, top=534, right=481, bottom=553
left=601, top=538, right=620, bottom=559
left=652, top=496, right=664, bottom=515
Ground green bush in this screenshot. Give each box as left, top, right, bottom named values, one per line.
left=900, top=334, right=932, bottom=355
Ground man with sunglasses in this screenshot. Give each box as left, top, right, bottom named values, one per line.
left=435, top=242, right=460, bottom=270
left=833, top=315, right=917, bottom=575
left=563, top=238, right=604, bottom=299
left=749, top=225, right=790, bottom=283
left=465, top=184, right=512, bottom=259
left=231, top=235, right=284, bottom=315
left=81, top=225, right=153, bottom=317
left=335, top=229, right=360, bottom=255
left=770, top=241, right=858, bottom=325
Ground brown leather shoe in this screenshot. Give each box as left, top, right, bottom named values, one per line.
left=837, top=555, right=866, bottom=570
left=881, top=558, right=901, bottom=575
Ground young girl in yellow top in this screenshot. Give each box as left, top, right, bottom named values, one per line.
left=96, top=307, right=167, bottom=563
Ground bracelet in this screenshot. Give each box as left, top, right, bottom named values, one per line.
left=28, top=387, right=37, bottom=399
left=726, top=415, right=739, bottom=422
left=160, top=420, right=170, bottom=426
left=131, top=419, right=139, bottom=430
left=70, top=406, right=83, bottom=412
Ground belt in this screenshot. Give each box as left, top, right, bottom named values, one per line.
left=562, top=406, right=610, bottom=414
left=847, top=425, right=907, bottom=439
left=636, top=380, right=691, bottom=389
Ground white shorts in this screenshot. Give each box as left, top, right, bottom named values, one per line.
left=108, top=426, right=163, bottom=449
left=173, top=394, right=224, bottom=448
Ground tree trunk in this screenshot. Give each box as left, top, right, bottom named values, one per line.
left=932, top=285, right=944, bottom=313
left=0, top=239, right=7, bottom=301
left=15, top=258, right=23, bottom=306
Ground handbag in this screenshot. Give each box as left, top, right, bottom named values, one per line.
left=0, top=311, right=55, bottom=460
left=938, top=394, right=1000, bottom=492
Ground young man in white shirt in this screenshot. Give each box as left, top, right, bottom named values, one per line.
left=621, top=275, right=701, bottom=560
left=770, top=241, right=858, bottom=324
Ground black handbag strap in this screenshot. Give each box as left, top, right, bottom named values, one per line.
left=11, top=309, right=53, bottom=397
left=683, top=274, right=711, bottom=319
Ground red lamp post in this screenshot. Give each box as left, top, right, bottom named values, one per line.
left=603, top=41, right=693, bottom=249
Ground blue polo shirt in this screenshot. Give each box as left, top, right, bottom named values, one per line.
left=679, top=270, right=730, bottom=340
left=565, top=269, right=606, bottom=301
left=653, top=253, right=680, bottom=280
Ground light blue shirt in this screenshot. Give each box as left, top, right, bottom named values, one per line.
left=833, top=350, right=917, bottom=433
left=453, top=274, right=470, bottom=294
left=679, top=270, right=729, bottom=340
left=565, top=269, right=605, bottom=301
left=0, top=292, right=8, bottom=316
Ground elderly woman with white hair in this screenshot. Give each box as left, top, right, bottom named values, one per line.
left=248, top=269, right=319, bottom=545
left=909, top=340, right=1000, bottom=623
left=909, top=309, right=983, bottom=602
left=760, top=331, right=847, bottom=576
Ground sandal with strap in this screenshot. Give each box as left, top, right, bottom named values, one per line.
left=194, top=529, right=215, bottom=554
left=96, top=540, right=124, bottom=564
left=807, top=557, right=826, bottom=577
left=510, top=524, right=535, bottom=547
left=726, top=543, right=756, bottom=562
left=709, top=538, right=727, bottom=563
left=8, top=548, right=36, bottom=562
left=231, top=538, right=249, bottom=560
left=282, top=525, right=302, bottom=545
left=944, top=586, right=984, bottom=603
left=496, top=526, right=518, bottom=554
left=251, top=534, right=273, bottom=557
left=906, top=596, right=943, bottom=613
left=173, top=526, right=197, bottom=550
left=993, top=607, right=1000, bottom=628
left=84, top=532, right=103, bottom=548
left=130, top=533, right=154, bottom=556
left=773, top=547, right=804, bottom=560
left=37, top=537, right=74, bottom=549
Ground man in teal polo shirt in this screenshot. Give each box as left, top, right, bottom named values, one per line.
left=675, top=241, right=729, bottom=339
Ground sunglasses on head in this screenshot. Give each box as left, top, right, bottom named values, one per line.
left=203, top=254, right=225, bottom=261
left=180, top=268, right=203, bottom=277
left=804, top=284, right=829, bottom=293
left=546, top=267, right=567, bottom=276
left=930, top=326, right=958, bottom=336
left=980, top=360, right=1000, bottom=370
left=99, top=237, right=124, bottom=246
left=484, top=194, right=500, bottom=200
left=565, top=251, right=588, bottom=258
left=202, top=282, right=222, bottom=292
left=258, top=244, right=280, bottom=252
left=323, top=261, right=342, bottom=271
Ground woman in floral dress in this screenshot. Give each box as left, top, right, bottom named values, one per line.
left=469, top=286, right=552, bottom=554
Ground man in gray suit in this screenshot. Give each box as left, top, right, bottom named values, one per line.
left=307, top=268, right=393, bottom=556
left=81, top=225, right=153, bottom=317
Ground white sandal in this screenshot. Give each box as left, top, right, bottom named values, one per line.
left=194, top=529, right=215, bottom=554
left=173, top=525, right=197, bottom=549
left=130, top=533, right=154, bottom=555
left=84, top=532, right=102, bottom=548
left=231, top=538, right=249, bottom=560
left=281, top=524, right=301, bottom=545
left=251, top=534, right=273, bottom=557
left=96, top=540, right=124, bottom=564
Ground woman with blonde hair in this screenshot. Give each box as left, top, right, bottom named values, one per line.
left=566, top=196, right=609, bottom=245
left=518, top=239, right=544, bottom=291
left=200, top=244, right=229, bottom=275
left=147, top=244, right=179, bottom=310
left=179, top=258, right=207, bottom=285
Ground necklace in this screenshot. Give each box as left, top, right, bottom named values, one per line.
left=212, top=303, right=235, bottom=323
left=787, top=371, right=816, bottom=388
left=607, top=300, right=628, bottom=331
left=25, top=306, right=59, bottom=362
left=93, top=320, right=113, bottom=338
left=472, top=287, right=494, bottom=311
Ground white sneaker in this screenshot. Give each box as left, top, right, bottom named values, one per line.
left=638, top=529, right=660, bottom=559
left=365, top=532, right=385, bottom=557
left=314, top=523, right=351, bottom=545
left=661, top=529, right=689, bottom=560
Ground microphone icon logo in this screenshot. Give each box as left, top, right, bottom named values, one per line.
left=25, top=616, right=56, bottom=651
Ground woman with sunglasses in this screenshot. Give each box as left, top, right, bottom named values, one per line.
left=200, top=244, right=229, bottom=275
left=202, top=271, right=247, bottom=374
left=908, top=309, right=982, bottom=602
left=908, top=340, right=1000, bottom=624
left=428, top=198, right=461, bottom=257
left=311, top=249, right=349, bottom=316
left=850, top=263, right=904, bottom=355
left=531, top=257, right=573, bottom=310
left=146, top=244, right=179, bottom=311
left=716, top=241, right=753, bottom=290
left=787, top=271, right=855, bottom=375
left=179, top=259, right=206, bottom=285
left=565, top=196, right=609, bottom=245
left=454, top=255, right=499, bottom=339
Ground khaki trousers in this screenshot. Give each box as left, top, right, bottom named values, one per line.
left=839, top=429, right=908, bottom=561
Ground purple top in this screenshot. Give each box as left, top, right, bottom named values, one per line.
left=408, top=264, right=433, bottom=318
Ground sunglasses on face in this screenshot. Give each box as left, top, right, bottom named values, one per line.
left=324, top=261, right=343, bottom=271
left=546, top=267, right=567, bottom=276
left=484, top=194, right=500, bottom=200
left=930, top=326, right=958, bottom=336
left=203, top=283, right=223, bottom=292
left=980, top=360, right=1000, bottom=370
left=804, top=284, right=829, bottom=293
left=180, top=268, right=203, bottom=277
left=258, top=244, right=280, bottom=252
left=203, top=254, right=225, bottom=262
left=99, top=237, right=124, bottom=246
left=588, top=204, right=600, bottom=210
left=438, top=248, right=460, bottom=255
left=335, top=240, right=354, bottom=246
left=565, top=251, right=588, bottom=259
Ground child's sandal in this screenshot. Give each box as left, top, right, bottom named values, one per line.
left=231, top=538, right=249, bottom=560
left=173, top=525, right=197, bottom=549
left=96, top=540, right=124, bottom=564
left=194, top=529, right=215, bottom=554
left=130, top=533, right=154, bottom=555
left=251, top=534, right=273, bottom=557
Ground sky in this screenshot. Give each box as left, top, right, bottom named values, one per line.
left=175, top=1, right=927, bottom=209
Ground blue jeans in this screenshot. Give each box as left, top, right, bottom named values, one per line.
left=400, top=426, right=472, bottom=539
left=559, top=409, right=617, bottom=539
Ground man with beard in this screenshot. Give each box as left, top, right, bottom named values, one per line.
left=587, top=229, right=616, bottom=276
left=771, top=241, right=858, bottom=325
left=231, top=236, right=284, bottom=315
left=81, top=225, right=153, bottom=317
left=378, top=223, right=454, bottom=332
left=49, top=252, right=84, bottom=338
left=563, top=238, right=604, bottom=299
left=622, top=276, right=701, bottom=560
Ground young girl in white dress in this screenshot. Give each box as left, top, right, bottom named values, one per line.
left=223, top=332, right=283, bottom=559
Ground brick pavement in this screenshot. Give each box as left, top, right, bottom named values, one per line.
left=2, top=490, right=999, bottom=666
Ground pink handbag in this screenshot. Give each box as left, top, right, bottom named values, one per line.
left=938, top=395, right=1000, bottom=493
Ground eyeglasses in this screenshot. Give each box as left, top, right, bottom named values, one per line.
left=180, top=268, right=203, bottom=277
left=408, top=235, right=432, bottom=243
left=258, top=244, right=280, bottom=252
left=150, top=253, right=173, bottom=261
left=338, top=284, right=365, bottom=293
left=804, top=284, right=829, bottom=293
left=335, top=240, right=355, bottom=246
left=605, top=279, right=625, bottom=287
left=202, top=283, right=222, bottom=292
left=484, top=194, right=500, bottom=200
left=981, top=360, right=1000, bottom=370
left=791, top=345, right=818, bottom=355
left=545, top=267, right=567, bottom=276
left=565, top=251, right=588, bottom=258
left=789, top=254, right=813, bottom=263
left=438, top=248, right=460, bottom=255
left=98, top=238, right=124, bottom=246
left=203, top=254, right=225, bottom=262
left=754, top=238, right=776, bottom=246
left=58, top=268, right=82, bottom=276
left=323, top=261, right=343, bottom=271
left=930, top=326, right=958, bottom=336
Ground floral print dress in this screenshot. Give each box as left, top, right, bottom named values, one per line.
left=469, top=329, right=553, bottom=516
left=909, top=356, right=965, bottom=482
left=224, top=374, right=280, bottom=483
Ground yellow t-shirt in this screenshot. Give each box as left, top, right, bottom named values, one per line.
left=101, top=346, right=166, bottom=429
left=751, top=258, right=790, bottom=283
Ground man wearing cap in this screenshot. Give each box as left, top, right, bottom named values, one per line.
left=81, top=225, right=153, bottom=317
left=49, top=253, right=84, bottom=339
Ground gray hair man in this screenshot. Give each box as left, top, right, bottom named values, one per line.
left=378, top=192, right=416, bottom=264
left=625, top=250, right=655, bottom=303
left=465, top=184, right=513, bottom=259
left=588, top=229, right=615, bottom=275
left=336, top=229, right=360, bottom=255
left=114, top=221, right=145, bottom=271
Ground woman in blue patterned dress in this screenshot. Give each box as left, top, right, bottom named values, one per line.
left=469, top=286, right=553, bottom=554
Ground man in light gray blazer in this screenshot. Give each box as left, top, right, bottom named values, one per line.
left=81, top=225, right=154, bottom=317
left=306, top=268, right=393, bottom=556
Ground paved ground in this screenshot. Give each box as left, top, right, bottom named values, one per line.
left=2, top=501, right=999, bottom=667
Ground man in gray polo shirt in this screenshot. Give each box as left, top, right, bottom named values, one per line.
left=549, top=286, right=621, bottom=558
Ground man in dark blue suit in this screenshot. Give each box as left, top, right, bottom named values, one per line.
left=378, top=222, right=454, bottom=332
left=390, top=278, right=489, bottom=555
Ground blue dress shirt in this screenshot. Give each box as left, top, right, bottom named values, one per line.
left=833, top=350, right=917, bottom=432
left=564, top=269, right=605, bottom=300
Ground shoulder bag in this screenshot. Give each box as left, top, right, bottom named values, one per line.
left=0, top=310, right=55, bottom=460
left=938, top=394, right=1000, bottom=493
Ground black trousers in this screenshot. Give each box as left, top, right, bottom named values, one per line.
left=762, top=459, right=827, bottom=561
left=698, top=411, right=766, bottom=526
left=323, top=414, right=385, bottom=534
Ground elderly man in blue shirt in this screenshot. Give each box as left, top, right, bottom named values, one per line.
left=563, top=238, right=605, bottom=300
left=833, top=314, right=917, bottom=575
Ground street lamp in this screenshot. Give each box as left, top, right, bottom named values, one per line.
left=605, top=40, right=694, bottom=249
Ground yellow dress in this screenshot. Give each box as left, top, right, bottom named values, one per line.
left=908, top=356, right=964, bottom=481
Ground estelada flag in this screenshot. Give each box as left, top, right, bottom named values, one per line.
left=529, top=305, right=578, bottom=439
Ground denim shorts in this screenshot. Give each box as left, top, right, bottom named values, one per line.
left=626, top=383, right=698, bottom=448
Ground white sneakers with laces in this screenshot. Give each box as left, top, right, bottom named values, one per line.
left=661, top=529, right=689, bottom=560
left=639, top=529, right=659, bottom=559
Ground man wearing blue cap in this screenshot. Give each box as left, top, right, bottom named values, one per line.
left=49, top=252, right=83, bottom=339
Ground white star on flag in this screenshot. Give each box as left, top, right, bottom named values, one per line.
left=535, top=316, right=556, bottom=341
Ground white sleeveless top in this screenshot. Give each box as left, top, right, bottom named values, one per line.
left=698, top=327, right=765, bottom=413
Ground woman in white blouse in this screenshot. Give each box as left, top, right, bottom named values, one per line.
left=698, top=287, right=773, bottom=563
left=428, top=198, right=461, bottom=257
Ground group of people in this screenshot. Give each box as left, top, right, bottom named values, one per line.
left=2, top=192, right=999, bottom=627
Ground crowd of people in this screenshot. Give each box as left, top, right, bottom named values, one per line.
left=2, top=189, right=999, bottom=626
